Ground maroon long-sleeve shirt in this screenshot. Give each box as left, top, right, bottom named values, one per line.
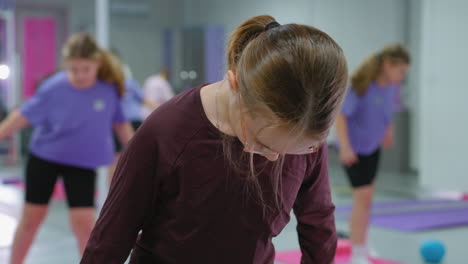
left=81, top=85, right=337, bottom=264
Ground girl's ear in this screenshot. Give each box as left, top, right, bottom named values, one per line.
left=227, top=70, right=239, bottom=92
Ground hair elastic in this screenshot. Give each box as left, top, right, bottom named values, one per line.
left=265, top=22, right=280, bottom=31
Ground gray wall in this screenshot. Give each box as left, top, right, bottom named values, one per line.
left=407, top=0, right=422, bottom=172
left=312, top=0, right=408, bottom=72
left=181, top=0, right=408, bottom=78
left=109, top=0, right=183, bottom=84
left=416, top=0, right=468, bottom=191
left=17, top=0, right=95, bottom=34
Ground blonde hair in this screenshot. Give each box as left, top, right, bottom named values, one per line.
left=62, top=33, right=125, bottom=97
left=351, top=43, right=410, bottom=96
left=225, top=15, right=348, bottom=212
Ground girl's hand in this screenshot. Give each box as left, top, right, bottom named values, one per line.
left=340, top=147, right=358, bottom=167
left=382, top=125, right=394, bottom=149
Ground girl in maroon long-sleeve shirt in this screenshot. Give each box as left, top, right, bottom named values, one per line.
left=82, top=15, right=348, bottom=264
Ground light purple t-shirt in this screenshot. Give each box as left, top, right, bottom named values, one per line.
left=20, top=72, right=126, bottom=169
left=121, top=79, right=144, bottom=121
left=340, top=82, right=394, bottom=155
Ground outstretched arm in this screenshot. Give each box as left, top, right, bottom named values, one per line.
left=0, top=110, right=30, bottom=141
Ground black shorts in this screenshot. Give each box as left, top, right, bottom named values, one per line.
left=114, top=120, right=142, bottom=153
left=344, top=148, right=381, bottom=188
left=25, top=153, right=96, bottom=208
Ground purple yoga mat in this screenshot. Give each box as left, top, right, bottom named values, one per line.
left=370, top=209, right=468, bottom=231
left=336, top=199, right=468, bottom=231
left=335, top=199, right=454, bottom=214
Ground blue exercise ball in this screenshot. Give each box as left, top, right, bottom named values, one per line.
left=420, top=240, right=446, bottom=263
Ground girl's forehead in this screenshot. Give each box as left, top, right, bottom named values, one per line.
left=66, top=58, right=98, bottom=66
left=247, top=113, right=318, bottom=152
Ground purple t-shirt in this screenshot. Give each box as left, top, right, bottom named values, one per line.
left=20, top=72, right=126, bottom=169
left=340, top=82, right=394, bottom=155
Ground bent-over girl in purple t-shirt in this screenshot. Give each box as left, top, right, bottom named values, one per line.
left=0, top=33, right=135, bottom=264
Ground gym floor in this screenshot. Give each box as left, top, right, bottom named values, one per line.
left=0, top=161, right=466, bottom=264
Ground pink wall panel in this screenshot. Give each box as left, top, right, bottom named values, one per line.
left=23, top=17, right=56, bottom=98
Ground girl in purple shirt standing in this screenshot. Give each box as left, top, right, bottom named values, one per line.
left=0, top=33, right=134, bottom=264
left=82, top=15, right=348, bottom=264
left=335, top=44, right=410, bottom=264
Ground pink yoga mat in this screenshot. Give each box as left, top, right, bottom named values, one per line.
left=275, top=240, right=405, bottom=264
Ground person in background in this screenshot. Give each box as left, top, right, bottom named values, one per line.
left=109, top=50, right=157, bottom=183
left=335, top=44, right=410, bottom=264
left=142, top=68, right=174, bottom=119
left=2, top=33, right=134, bottom=264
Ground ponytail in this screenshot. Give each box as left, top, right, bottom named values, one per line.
left=98, top=50, right=125, bottom=97
left=226, top=15, right=276, bottom=70
left=350, top=54, right=381, bottom=96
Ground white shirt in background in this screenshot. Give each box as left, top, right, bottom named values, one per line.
left=142, top=74, right=174, bottom=119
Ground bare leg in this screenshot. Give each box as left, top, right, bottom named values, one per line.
left=349, top=184, right=375, bottom=264
left=10, top=203, right=49, bottom=264
left=69, top=207, right=96, bottom=255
